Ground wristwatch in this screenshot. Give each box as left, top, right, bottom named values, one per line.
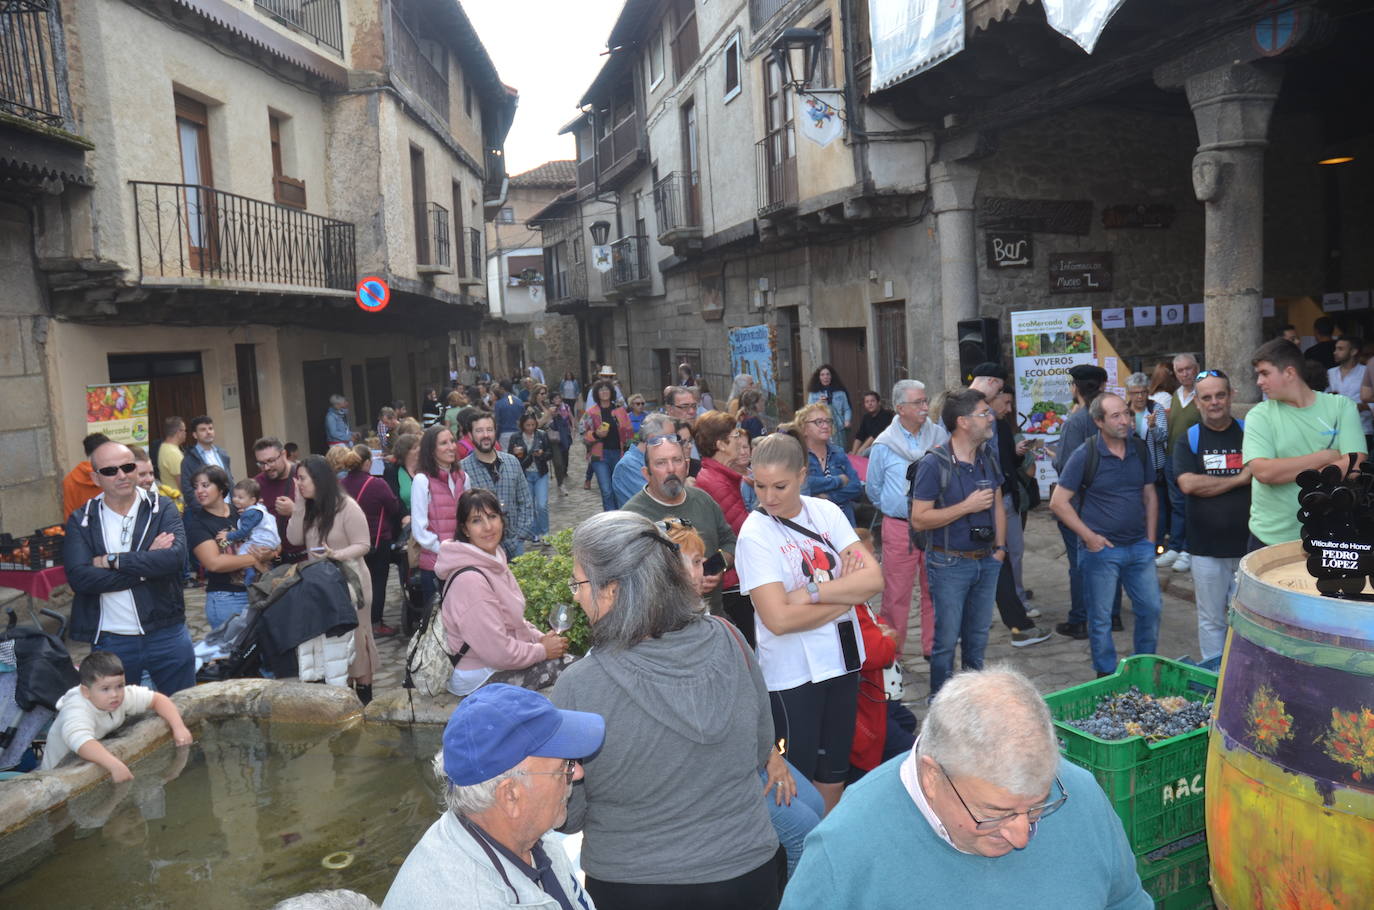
left=806, top=581, right=821, bottom=603
left=110, top=554, right=120, bottom=571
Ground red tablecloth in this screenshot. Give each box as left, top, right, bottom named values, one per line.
left=0, top=566, right=68, bottom=601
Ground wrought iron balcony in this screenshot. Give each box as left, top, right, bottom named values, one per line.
left=755, top=131, right=799, bottom=218
left=418, top=201, right=451, bottom=272
left=547, top=261, right=587, bottom=306
left=132, top=181, right=355, bottom=291
left=391, top=9, right=448, bottom=122
left=653, top=172, right=702, bottom=254
left=1, top=1, right=65, bottom=126
left=603, top=235, right=651, bottom=297
left=255, top=0, right=344, bottom=55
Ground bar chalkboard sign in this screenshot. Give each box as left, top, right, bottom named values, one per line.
left=986, top=232, right=1032, bottom=269
left=1049, top=252, right=1113, bottom=294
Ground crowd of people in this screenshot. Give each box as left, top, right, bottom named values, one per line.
left=45, top=330, right=1372, bottom=908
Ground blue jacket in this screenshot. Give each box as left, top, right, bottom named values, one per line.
left=64, top=491, right=189, bottom=643
left=325, top=407, right=351, bottom=445
left=611, top=445, right=646, bottom=509
left=494, top=394, right=525, bottom=437
left=179, top=444, right=233, bottom=512
left=805, top=443, right=863, bottom=524
left=807, top=389, right=852, bottom=445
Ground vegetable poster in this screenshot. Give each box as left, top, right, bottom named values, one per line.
left=1010, top=307, right=1096, bottom=494
left=86, top=382, right=150, bottom=445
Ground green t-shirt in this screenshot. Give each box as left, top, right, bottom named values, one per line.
left=1242, top=392, right=1368, bottom=545
left=622, top=486, right=737, bottom=614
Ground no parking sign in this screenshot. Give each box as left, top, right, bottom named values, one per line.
left=356, top=276, right=390, bottom=312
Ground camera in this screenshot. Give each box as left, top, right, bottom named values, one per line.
left=969, top=525, right=995, bottom=543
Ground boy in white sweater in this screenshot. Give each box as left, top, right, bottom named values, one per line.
left=40, top=651, right=193, bottom=781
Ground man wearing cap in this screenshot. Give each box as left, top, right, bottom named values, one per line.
left=584, top=366, right=625, bottom=411
left=383, top=684, right=605, bottom=909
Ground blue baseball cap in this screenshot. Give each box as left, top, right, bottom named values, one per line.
left=442, top=684, right=606, bottom=786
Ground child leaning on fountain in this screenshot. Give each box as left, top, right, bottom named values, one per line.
left=39, top=651, right=193, bottom=782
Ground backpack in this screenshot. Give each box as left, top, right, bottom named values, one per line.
left=1186, top=419, right=1243, bottom=454
left=404, top=566, right=486, bottom=697
left=905, top=444, right=997, bottom=551
left=1070, top=434, right=1151, bottom=514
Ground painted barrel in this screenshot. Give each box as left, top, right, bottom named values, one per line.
left=1207, top=541, right=1374, bottom=908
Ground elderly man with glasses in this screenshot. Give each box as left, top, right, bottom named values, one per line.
left=63, top=440, right=196, bottom=694
left=384, top=684, right=605, bottom=909
left=780, top=667, right=1149, bottom=909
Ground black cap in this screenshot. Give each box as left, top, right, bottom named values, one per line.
left=970, top=362, right=1007, bottom=382
left=1068, top=364, right=1108, bottom=383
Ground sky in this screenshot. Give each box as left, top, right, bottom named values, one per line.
left=463, top=0, right=625, bottom=175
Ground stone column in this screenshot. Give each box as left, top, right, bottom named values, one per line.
left=1185, top=63, right=1281, bottom=404
left=930, top=159, right=980, bottom=391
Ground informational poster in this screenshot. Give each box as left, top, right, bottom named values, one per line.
left=1160, top=303, right=1185, bottom=326
left=1348, top=290, right=1370, bottom=311
left=1133, top=306, right=1157, bottom=327
left=86, top=382, right=150, bottom=445
left=1011, top=307, right=1096, bottom=494
left=1100, top=308, right=1126, bottom=329
left=729, top=324, right=777, bottom=398
left=1188, top=303, right=1206, bottom=323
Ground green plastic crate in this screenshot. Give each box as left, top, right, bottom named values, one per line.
left=1045, top=655, right=1219, bottom=854
left=1137, top=836, right=1213, bottom=909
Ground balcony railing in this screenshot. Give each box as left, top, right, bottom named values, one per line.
left=0, top=2, right=65, bottom=126
left=419, top=201, right=450, bottom=271
left=464, top=227, right=483, bottom=280
left=391, top=9, right=448, bottom=122
left=749, top=0, right=789, bottom=31
left=596, top=114, right=645, bottom=185
left=607, top=235, right=651, bottom=293
left=547, top=261, right=587, bottom=304
left=653, top=172, right=701, bottom=239
left=255, top=0, right=344, bottom=55
left=755, top=131, right=798, bottom=217
left=576, top=157, right=595, bottom=191
left=133, top=181, right=355, bottom=291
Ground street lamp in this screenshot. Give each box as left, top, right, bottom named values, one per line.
left=771, top=27, right=821, bottom=90
left=589, top=220, right=611, bottom=245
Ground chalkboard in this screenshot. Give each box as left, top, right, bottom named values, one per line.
left=978, top=198, right=1093, bottom=235
left=986, top=232, right=1032, bottom=269
left=1049, top=252, right=1113, bottom=294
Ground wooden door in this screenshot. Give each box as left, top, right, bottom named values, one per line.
left=301, top=358, right=343, bottom=455
left=235, top=344, right=263, bottom=469
left=366, top=357, right=394, bottom=421
left=681, top=101, right=700, bottom=225
left=825, top=328, right=870, bottom=424
left=174, top=94, right=215, bottom=271
left=874, top=302, right=908, bottom=401
left=350, top=364, right=367, bottom=427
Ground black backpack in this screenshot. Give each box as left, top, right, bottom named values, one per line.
left=905, top=444, right=998, bottom=550
left=1070, top=434, right=1151, bottom=513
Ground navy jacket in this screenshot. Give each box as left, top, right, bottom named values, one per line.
left=64, top=490, right=189, bottom=643
left=180, top=444, right=233, bottom=511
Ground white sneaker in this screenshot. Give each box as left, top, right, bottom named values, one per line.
left=1025, top=606, right=1042, bottom=619
left=1173, top=552, right=1192, bottom=572
left=1156, top=550, right=1178, bottom=568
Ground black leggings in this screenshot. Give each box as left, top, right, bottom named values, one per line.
left=363, top=547, right=393, bottom=625
left=586, top=847, right=785, bottom=910
left=771, top=672, right=859, bottom=784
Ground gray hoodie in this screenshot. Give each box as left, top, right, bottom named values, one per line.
left=551, top=615, right=779, bottom=885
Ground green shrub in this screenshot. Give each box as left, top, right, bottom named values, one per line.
left=511, top=529, right=591, bottom=654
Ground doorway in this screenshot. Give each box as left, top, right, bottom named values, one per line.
left=873, top=302, right=908, bottom=402
left=652, top=348, right=672, bottom=400
left=107, top=352, right=208, bottom=452
left=301, top=358, right=343, bottom=455
left=235, top=344, right=262, bottom=469
left=366, top=357, right=394, bottom=422
left=825, top=327, right=870, bottom=404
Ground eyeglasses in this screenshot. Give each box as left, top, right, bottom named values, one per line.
left=655, top=517, right=694, bottom=533
left=939, top=764, right=1068, bottom=832
left=806, top=418, right=833, bottom=427
left=255, top=452, right=283, bottom=467
left=645, top=433, right=679, bottom=448
left=514, top=758, right=578, bottom=785
left=96, top=463, right=138, bottom=477
left=968, top=410, right=996, bottom=420
left=567, top=578, right=591, bottom=597
left=1195, top=370, right=1228, bottom=381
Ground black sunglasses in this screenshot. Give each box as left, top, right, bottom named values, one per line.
left=96, top=463, right=138, bottom=477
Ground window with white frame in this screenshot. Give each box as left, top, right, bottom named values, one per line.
left=723, top=32, right=741, bottom=102
left=648, top=26, right=665, bottom=89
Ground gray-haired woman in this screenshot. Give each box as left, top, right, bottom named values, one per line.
left=551, top=511, right=784, bottom=910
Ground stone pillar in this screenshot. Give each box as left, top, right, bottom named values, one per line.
left=1185, top=63, right=1281, bottom=404
left=930, top=159, right=980, bottom=391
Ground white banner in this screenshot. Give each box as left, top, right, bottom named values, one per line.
left=591, top=245, right=612, bottom=274
left=800, top=96, right=845, bottom=147
left=870, top=0, right=965, bottom=91
left=1011, top=307, right=1097, bottom=495
left=1042, top=0, right=1129, bottom=53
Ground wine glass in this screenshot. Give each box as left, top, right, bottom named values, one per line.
left=549, top=603, right=573, bottom=634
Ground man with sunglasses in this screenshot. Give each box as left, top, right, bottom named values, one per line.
left=780, top=667, right=1148, bottom=909
left=64, top=441, right=196, bottom=694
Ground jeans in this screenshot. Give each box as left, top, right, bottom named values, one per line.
left=879, top=516, right=933, bottom=656
left=526, top=469, right=549, bottom=537
left=1164, top=456, right=1188, bottom=552
left=591, top=449, right=622, bottom=511
left=926, top=551, right=1001, bottom=695
left=1153, top=478, right=1171, bottom=549
left=759, top=762, right=824, bottom=877
left=1003, top=494, right=1027, bottom=601
left=1060, top=520, right=1122, bottom=626
left=94, top=624, right=196, bottom=694
left=1191, top=555, right=1240, bottom=662
left=1080, top=539, right=1163, bottom=674
left=205, top=589, right=249, bottom=631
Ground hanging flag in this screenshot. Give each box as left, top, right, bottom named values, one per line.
left=801, top=97, right=844, bottom=147
left=591, top=245, right=612, bottom=273
left=1042, top=0, right=1129, bottom=53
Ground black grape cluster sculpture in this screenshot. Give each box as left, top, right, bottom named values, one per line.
left=1297, top=455, right=1374, bottom=598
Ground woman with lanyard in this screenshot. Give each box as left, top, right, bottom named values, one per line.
left=411, top=423, right=465, bottom=610
left=735, top=433, right=884, bottom=814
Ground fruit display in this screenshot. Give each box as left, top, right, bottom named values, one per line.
left=1064, top=330, right=1092, bottom=354
left=0, top=527, right=65, bottom=571
left=1024, top=400, right=1068, bottom=434
left=1067, top=686, right=1213, bottom=742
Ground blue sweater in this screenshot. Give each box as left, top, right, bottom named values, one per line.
left=781, top=756, right=1150, bottom=910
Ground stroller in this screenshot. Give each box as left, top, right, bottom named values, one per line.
left=196, top=558, right=361, bottom=684
left=1, top=607, right=79, bottom=773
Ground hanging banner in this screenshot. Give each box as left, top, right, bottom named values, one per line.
left=729, top=324, right=777, bottom=399
left=800, top=96, right=845, bottom=147
left=1042, top=0, right=1129, bottom=53
left=591, top=245, right=612, bottom=273
left=1011, top=307, right=1096, bottom=495
left=870, top=0, right=965, bottom=91
left=86, top=382, right=150, bottom=445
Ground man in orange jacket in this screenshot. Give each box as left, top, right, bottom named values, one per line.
left=62, top=433, right=110, bottom=517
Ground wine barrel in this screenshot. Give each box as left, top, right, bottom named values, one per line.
left=1207, top=541, right=1374, bottom=908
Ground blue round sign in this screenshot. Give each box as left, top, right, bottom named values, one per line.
left=356, top=276, right=390, bottom=312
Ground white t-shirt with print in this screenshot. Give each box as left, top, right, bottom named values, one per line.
left=735, top=496, right=866, bottom=691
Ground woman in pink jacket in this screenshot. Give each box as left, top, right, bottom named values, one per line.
left=435, top=488, right=571, bottom=696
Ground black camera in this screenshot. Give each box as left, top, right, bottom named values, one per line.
left=969, top=525, right=995, bottom=543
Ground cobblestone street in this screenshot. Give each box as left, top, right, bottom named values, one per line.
left=27, top=443, right=1205, bottom=712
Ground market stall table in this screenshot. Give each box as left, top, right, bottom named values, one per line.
left=0, top=567, right=68, bottom=632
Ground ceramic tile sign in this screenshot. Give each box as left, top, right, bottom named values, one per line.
left=986, top=231, right=1033, bottom=269
left=1160, top=303, right=1185, bottom=326
left=1188, top=303, right=1206, bottom=323
left=1133, top=306, right=1158, bottom=327
left=1048, top=251, right=1112, bottom=294
left=1101, top=308, right=1127, bottom=329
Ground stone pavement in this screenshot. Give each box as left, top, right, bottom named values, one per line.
left=36, top=445, right=1205, bottom=711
